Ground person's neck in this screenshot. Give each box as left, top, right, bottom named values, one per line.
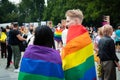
left=78, top=23, right=82, bottom=25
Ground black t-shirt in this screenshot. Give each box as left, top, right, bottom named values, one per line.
left=9, top=30, right=21, bottom=45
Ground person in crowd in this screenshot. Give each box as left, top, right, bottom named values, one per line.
left=111, top=28, right=116, bottom=42
left=19, top=26, right=29, bottom=52
left=48, top=21, right=55, bottom=33
left=94, top=27, right=103, bottom=80
left=47, top=21, right=56, bottom=49
left=61, top=20, right=68, bottom=47
left=54, top=23, right=63, bottom=50
left=98, top=24, right=120, bottom=80
left=89, top=27, right=94, bottom=39
left=0, top=27, right=7, bottom=58
left=61, top=9, right=96, bottom=80
left=18, top=25, right=64, bottom=80
left=9, top=23, right=26, bottom=72
left=94, top=27, right=103, bottom=62
left=27, top=26, right=36, bottom=46
left=62, top=26, right=68, bottom=47
left=29, top=25, right=34, bottom=34
left=115, top=25, right=120, bottom=52
left=5, top=25, right=13, bottom=69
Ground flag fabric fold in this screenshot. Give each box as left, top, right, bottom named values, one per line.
left=18, top=45, right=64, bottom=80
left=62, top=25, right=96, bottom=80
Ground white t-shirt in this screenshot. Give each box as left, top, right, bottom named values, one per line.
left=62, top=29, right=68, bottom=47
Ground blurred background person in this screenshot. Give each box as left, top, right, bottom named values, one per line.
left=94, top=27, right=103, bottom=80
left=0, top=27, right=7, bottom=58
left=98, top=24, right=120, bottom=80
left=5, top=25, right=13, bottom=69
left=115, top=25, right=120, bottom=52
left=9, top=23, right=26, bottom=72
left=61, top=20, right=68, bottom=47
left=54, top=23, right=63, bottom=50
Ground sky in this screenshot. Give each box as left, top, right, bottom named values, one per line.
left=8, top=0, right=21, bottom=4
left=9, top=0, right=47, bottom=5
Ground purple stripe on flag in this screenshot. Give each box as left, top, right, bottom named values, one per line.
left=23, top=45, right=62, bottom=64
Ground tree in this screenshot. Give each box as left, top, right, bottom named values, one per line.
left=18, top=0, right=44, bottom=23
left=42, top=0, right=120, bottom=27
left=0, top=0, right=18, bottom=23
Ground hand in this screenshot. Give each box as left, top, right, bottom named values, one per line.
left=118, top=65, right=120, bottom=71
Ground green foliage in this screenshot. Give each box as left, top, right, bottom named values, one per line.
left=0, top=0, right=120, bottom=28
left=0, top=0, right=44, bottom=24
left=18, top=0, right=44, bottom=23
left=42, top=0, right=120, bottom=27
left=0, top=0, right=18, bottom=23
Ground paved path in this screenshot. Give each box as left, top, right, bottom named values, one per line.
left=116, top=53, right=120, bottom=80
left=0, top=53, right=120, bottom=80
left=0, top=58, right=18, bottom=80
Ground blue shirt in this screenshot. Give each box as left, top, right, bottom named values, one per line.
left=115, top=29, right=120, bottom=41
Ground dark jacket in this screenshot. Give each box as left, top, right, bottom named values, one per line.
left=98, top=36, right=119, bottom=62
left=9, top=29, right=21, bottom=45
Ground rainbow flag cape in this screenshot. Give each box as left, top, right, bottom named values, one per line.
left=54, top=29, right=63, bottom=42
left=62, top=25, right=96, bottom=80
left=18, top=45, right=64, bottom=80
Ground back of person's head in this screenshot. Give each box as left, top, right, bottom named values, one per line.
left=65, top=9, right=84, bottom=22
left=118, top=26, right=120, bottom=29
left=1, top=27, right=6, bottom=32
left=13, top=23, right=18, bottom=28
left=6, top=25, right=10, bottom=29
left=102, top=24, right=113, bottom=36
left=116, top=24, right=120, bottom=29
left=34, top=25, right=54, bottom=48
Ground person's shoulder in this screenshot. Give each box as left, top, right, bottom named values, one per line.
left=15, top=30, right=20, bottom=33
left=62, top=29, right=68, bottom=33
left=109, top=37, right=114, bottom=41
left=100, top=36, right=105, bottom=40
left=13, top=30, right=20, bottom=35
left=117, top=30, right=120, bottom=33
left=104, top=36, right=113, bottom=42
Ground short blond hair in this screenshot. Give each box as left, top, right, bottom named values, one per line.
left=98, top=27, right=103, bottom=36
left=65, top=9, right=84, bottom=21
left=102, top=24, right=113, bottom=36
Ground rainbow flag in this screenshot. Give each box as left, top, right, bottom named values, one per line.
left=54, top=29, right=63, bottom=42
left=62, top=25, right=96, bottom=80
left=18, top=45, right=64, bottom=80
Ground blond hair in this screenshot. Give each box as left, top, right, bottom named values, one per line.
left=102, top=24, right=113, bottom=36
left=98, top=27, right=103, bottom=36
left=65, top=9, right=84, bottom=21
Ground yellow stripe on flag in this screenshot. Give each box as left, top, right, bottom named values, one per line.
left=62, top=43, right=94, bottom=70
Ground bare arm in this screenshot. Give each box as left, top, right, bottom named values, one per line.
left=115, top=61, right=120, bottom=71
left=17, top=34, right=26, bottom=41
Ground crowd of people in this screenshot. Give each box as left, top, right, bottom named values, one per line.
left=0, top=9, right=120, bottom=80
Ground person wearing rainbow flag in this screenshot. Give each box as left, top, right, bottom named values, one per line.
left=61, top=9, right=97, bottom=80
left=18, top=25, right=64, bottom=80
left=54, top=23, right=63, bottom=50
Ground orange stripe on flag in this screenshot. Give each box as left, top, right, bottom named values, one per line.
left=62, top=32, right=92, bottom=59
